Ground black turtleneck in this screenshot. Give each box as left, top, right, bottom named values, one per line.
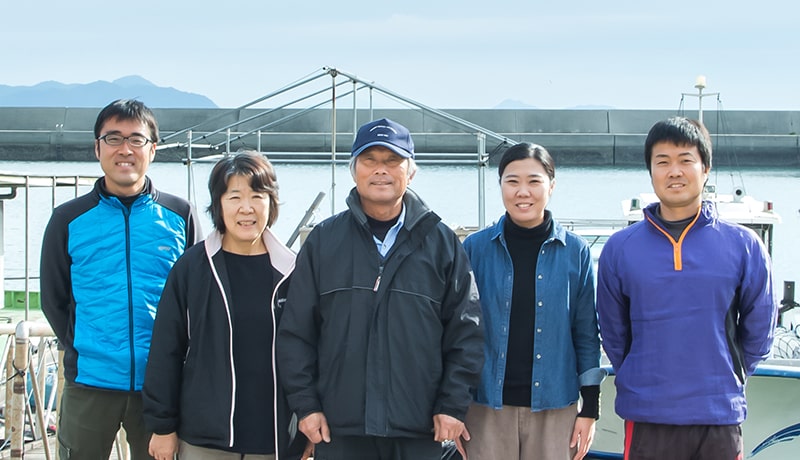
left=502, top=212, right=552, bottom=407
left=366, top=213, right=400, bottom=242
left=500, top=211, right=600, bottom=419
left=653, top=204, right=695, bottom=241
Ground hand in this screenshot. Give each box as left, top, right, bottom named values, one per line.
left=454, top=426, right=470, bottom=460
left=570, top=416, right=596, bottom=460
left=301, top=439, right=315, bottom=460
left=433, top=414, right=470, bottom=460
left=148, top=432, right=179, bottom=460
left=299, top=412, right=331, bottom=445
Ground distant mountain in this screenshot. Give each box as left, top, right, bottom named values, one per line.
left=494, top=99, right=537, bottom=109
left=493, top=99, right=616, bottom=110
left=0, top=76, right=218, bottom=108
left=567, top=104, right=616, bottom=110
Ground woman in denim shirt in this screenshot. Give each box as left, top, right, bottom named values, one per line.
left=462, top=143, right=605, bottom=460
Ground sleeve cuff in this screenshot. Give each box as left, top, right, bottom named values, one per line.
left=577, top=385, right=600, bottom=420
left=578, top=367, right=608, bottom=387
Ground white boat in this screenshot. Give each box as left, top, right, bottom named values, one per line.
left=590, top=361, right=800, bottom=459
left=622, top=183, right=782, bottom=255
left=587, top=185, right=800, bottom=460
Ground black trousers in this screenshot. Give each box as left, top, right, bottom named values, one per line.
left=313, top=435, right=441, bottom=460
left=624, top=420, right=743, bottom=460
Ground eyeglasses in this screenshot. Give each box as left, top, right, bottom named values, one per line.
left=97, top=134, right=153, bottom=148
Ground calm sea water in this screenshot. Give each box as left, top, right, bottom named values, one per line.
left=1, top=160, right=798, bottom=292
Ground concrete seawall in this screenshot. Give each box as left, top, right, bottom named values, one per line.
left=1, top=107, right=799, bottom=166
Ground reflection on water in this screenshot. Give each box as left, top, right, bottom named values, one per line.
left=1, top=161, right=798, bottom=291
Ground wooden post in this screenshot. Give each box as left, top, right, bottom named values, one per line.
left=5, top=335, right=14, bottom=443
left=11, top=322, right=30, bottom=459
left=10, top=321, right=56, bottom=459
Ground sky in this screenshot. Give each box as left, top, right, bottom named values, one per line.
left=3, top=1, right=799, bottom=110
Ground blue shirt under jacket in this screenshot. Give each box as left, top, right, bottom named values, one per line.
left=463, top=213, right=605, bottom=411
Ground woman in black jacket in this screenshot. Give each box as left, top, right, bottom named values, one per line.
left=143, top=152, right=308, bottom=460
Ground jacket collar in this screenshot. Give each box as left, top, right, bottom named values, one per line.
left=94, top=176, right=154, bottom=201
left=203, top=227, right=296, bottom=276
left=345, top=186, right=439, bottom=232
left=643, top=200, right=716, bottom=229
left=491, top=210, right=566, bottom=246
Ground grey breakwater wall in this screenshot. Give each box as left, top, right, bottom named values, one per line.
left=1, top=107, right=799, bottom=167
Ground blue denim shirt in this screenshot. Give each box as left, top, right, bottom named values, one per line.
left=463, top=213, right=605, bottom=411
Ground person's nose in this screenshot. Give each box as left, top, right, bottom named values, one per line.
left=117, top=143, right=134, bottom=155
left=667, top=165, right=683, bottom=177
left=240, top=198, right=255, bottom=212
left=373, top=161, right=389, bottom=174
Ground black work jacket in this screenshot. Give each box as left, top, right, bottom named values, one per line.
left=143, top=229, right=306, bottom=459
left=277, top=188, right=484, bottom=438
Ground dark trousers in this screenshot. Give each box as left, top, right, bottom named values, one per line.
left=313, top=435, right=441, bottom=460
left=624, top=420, right=743, bottom=460
left=58, top=382, right=153, bottom=460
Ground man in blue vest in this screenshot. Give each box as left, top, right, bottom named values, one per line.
left=40, top=99, right=198, bottom=460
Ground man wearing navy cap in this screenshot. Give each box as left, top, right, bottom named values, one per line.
left=277, top=118, right=484, bottom=459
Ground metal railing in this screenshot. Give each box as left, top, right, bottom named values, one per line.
left=161, top=66, right=520, bottom=228
left=0, top=173, right=98, bottom=320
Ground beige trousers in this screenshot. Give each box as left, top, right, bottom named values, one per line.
left=464, top=403, right=578, bottom=460
left=178, top=440, right=276, bottom=460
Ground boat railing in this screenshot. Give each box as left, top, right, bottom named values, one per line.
left=433, top=218, right=630, bottom=246
left=0, top=321, right=57, bottom=458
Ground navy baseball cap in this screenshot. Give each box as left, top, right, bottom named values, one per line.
left=351, top=118, right=415, bottom=159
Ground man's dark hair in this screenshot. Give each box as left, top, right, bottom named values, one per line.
left=207, top=151, right=280, bottom=232
left=644, top=117, right=712, bottom=174
left=93, top=99, right=159, bottom=142
left=498, top=142, right=555, bottom=180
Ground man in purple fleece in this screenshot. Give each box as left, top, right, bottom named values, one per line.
left=596, top=116, right=777, bottom=460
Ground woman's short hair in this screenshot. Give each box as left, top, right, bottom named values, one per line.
left=207, top=151, right=279, bottom=232
left=498, top=142, right=555, bottom=180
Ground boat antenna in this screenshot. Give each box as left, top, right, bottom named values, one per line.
left=677, top=94, right=686, bottom=116
left=681, top=75, right=719, bottom=124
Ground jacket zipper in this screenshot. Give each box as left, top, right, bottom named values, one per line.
left=123, top=203, right=135, bottom=391
left=373, top=264, right=384, bottom=292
